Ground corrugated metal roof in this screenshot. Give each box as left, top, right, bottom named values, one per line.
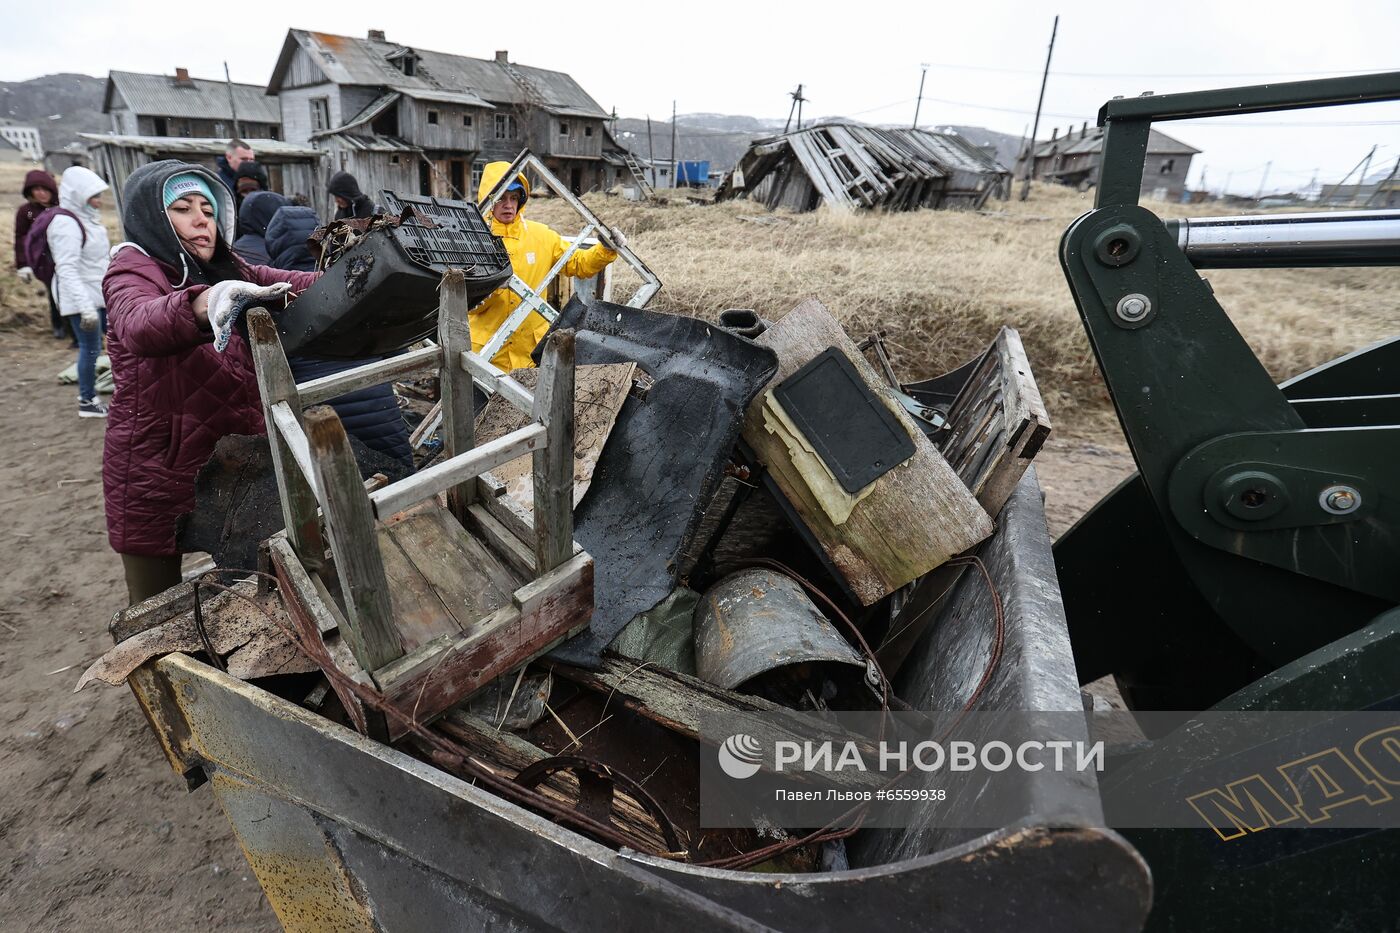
left=80, top=133, right=320, bottom=158
left=1032, top=125, right=1199, bottom=158
left=270, top=30, right=607, bottom=119
left=104, top=71, right=281, bottom=124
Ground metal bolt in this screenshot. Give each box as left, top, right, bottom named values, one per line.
left=1116, top=293, right=1151, bottom=322
left=1320, top=485, right=1361, bottom=515
left=1241, top=488, right=1269, bottom=509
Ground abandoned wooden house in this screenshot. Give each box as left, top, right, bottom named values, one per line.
left=104, top=69, right=282, bottom=140
left=1017, top=122, right=1200, bottom=201
left=717, top=121, right=1011, bottom=212
left=266, top=29, right=627, bottom=205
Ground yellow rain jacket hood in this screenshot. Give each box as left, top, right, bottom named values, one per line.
left=472, top=161, right=617, bottom=370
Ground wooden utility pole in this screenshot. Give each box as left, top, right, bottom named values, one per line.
left=1019, top=14, right=1059, bottom=202
left=1354, top=146, right=1376, bottom=205
left=223, top=61, right=242, bottom=138
left=646, top=115, right=656, bottom=188
left=784, top=85, right=807, bottom=134
left=669, top=100, right=678, bottom=188
left=1364, top=157, right=1399, bottom=207
left=912, top=64, right=929, bottom=129
left=1254, top=161, right=1272, bottom=200
left=1331, top=145, right=1377, bottom=204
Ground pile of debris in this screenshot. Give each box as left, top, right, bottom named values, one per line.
left=718, top=120, right=1012, bottom=213
left=81, top=160, right=1065, bottom=890
left=86, top=291, right=1052, bottom=870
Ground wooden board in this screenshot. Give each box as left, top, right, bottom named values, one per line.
left=475, top=362, right=635, bottom=513
left=740, top=298, right=992, bottom=605
left=383, top=504, right=521, bottom=633
left=374, top=552, right=595, bottom=739
left=936, top=326, right=1052, bottom=518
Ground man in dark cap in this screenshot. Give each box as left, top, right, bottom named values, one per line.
left=234, top=160, right=269, bottom=207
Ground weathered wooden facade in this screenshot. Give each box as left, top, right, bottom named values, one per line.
left=80, top=134, right=323, bottom=221
left=104, top=69, right=282, bottom=140
left=267, top=29, right=624, bottom=210
left=718, top=121, right=1010, bottom=212
left=1017, top=123, right=1199, bottom=201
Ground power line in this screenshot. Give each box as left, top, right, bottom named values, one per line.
left=913, top=61, right=1400, bottom=80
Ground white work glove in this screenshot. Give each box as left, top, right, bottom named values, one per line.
left=79, top=309, right=100, bottom=332
left=16, top=266, right=33, bottom=285
left=206, top=281, right=293, bottom=352
left=605, top=225, right=627, bottom=251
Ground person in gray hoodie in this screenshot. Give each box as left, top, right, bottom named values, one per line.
left=47, top=166, right=112, bottom=417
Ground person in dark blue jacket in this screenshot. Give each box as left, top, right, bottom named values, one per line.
left=243, top=198, right=414, bottom=467
left=264, top=203, right=319, bottom=272
left=231, top=191, right=286, bottom=267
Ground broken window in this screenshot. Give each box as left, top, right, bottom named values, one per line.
left=559, top=121, right=570, bottom=136
left=310, top=97, right=330, bottom=132
left=495, top=113, right=517, bottom=139
left=1160, top=158, right=1175, bottom=174
left=427, top=109, right=440, bottom=126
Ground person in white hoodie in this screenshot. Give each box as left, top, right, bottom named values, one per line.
left=48, top=166, right=112, bottom=418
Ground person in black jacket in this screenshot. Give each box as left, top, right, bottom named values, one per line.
left=249, top=195, right=412, bottom=466
left=328, top=171, right=375, bottom=220
left=231, top=191, right=286, bottom=266
left=234, top=160, right=269, bottom=207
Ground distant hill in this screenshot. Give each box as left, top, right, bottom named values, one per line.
left=0, top=73, right=107, bottom=153
left=613, top=112, right=785, bottom=173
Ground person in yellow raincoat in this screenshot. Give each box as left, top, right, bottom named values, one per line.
left=473, top=161, right=623, bottom=370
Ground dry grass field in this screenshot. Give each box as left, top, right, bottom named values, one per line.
left=527, top=184, right=1400, bottom=438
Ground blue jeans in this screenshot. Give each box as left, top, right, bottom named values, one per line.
left=68, top=308, right=107, bottom=402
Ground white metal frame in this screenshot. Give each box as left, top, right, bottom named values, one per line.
left=477, top=148, right=662, bottom=362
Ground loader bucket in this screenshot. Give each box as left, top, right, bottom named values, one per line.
left=121, top=470, right=1151, bottom=932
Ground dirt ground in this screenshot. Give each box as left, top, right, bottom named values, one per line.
left=0, top=324, right=1133, bottom=930
left=0, top=331, right=280, bottom=931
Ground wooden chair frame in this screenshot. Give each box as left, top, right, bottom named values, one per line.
left=247, top=269, right=592, bottom=737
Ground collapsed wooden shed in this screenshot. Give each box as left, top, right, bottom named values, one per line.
left=717, top=121, right=1010, bottom=213
left=81, top=134, right=324, bottom=219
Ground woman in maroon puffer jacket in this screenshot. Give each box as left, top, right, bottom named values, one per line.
left=102, top=160, right=320, bottom=605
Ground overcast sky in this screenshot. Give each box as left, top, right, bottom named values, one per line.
left=4, top=0, right=1397, bottom=196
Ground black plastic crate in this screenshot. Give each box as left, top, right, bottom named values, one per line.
left=276, top=192, right=512, bottom=359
